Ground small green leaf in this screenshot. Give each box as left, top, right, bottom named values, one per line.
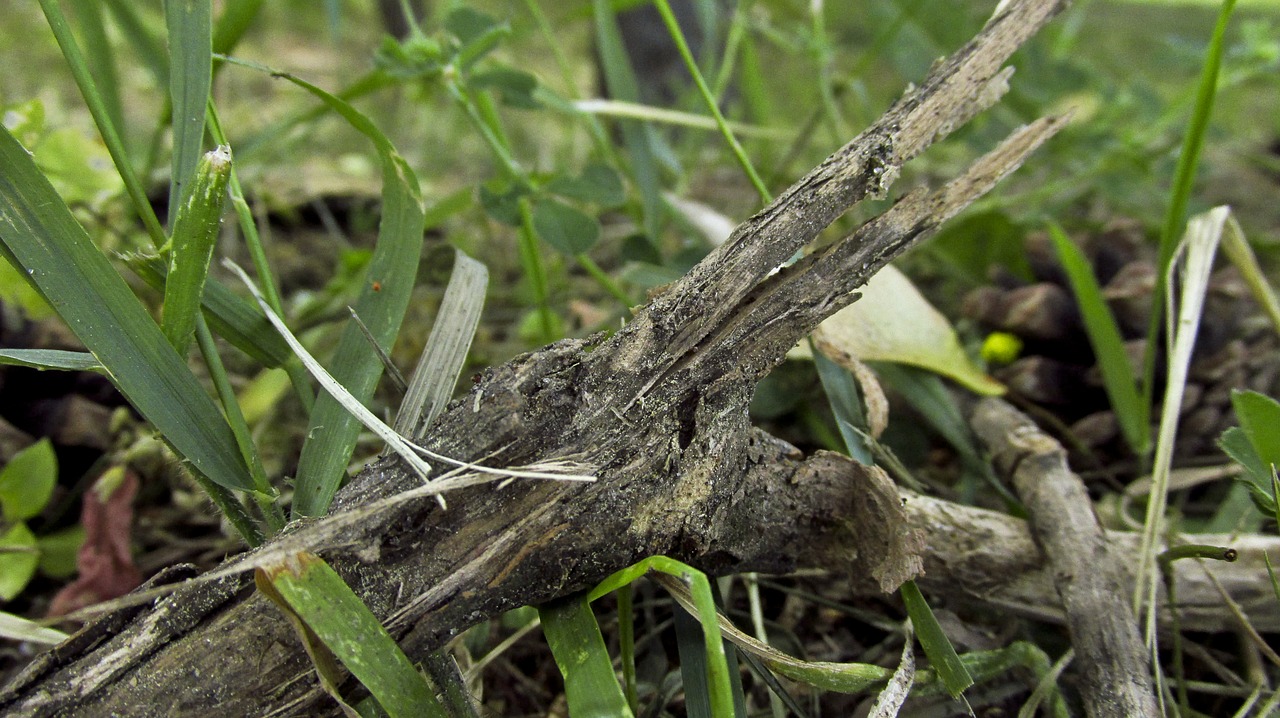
left=258, top=552, right=444, bottom=717
left=445, top=7, right=501, bottom=44
left=36, top=525, right=85, bottom=579
left=545, top=163, right=625, bottom=207
left=0, top=523, right=39, bottom=601
left=1220, top=426, right=1269, bottom=487
left=0, top=439, right=57, bottom=522
left=532, top=198, right=600, bottom=255
left=470, top=67, right=540, bottom=108
left=1231, top=390, right=1280, bottom=475
left=0, top=349, right=103, bottom=373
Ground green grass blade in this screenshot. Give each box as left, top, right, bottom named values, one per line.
left=1048, top=223, right=1149, bottom=454
left=37, top=0, right=167, bottom=248
left=217, top=64, right=428, bottom=519
left=813, top=348, right=875, bottom=465
left=517, top=197, right=558, bottom=344
left=67, top=0, right=127, bottom=158
left=163, top=146, right=232, bottom=355
left=164, top=0, right=213, bottom=215
left=1144, top=0, right=1238, bottom=416
left=539, top=595, right=635, bottom=718
left=212, top=0, right=264, bottom=56
left=237, top=71, right=395, bottom=161
left=257, top=552, right=445, bottom=717
left=0, top=349, right=102, bottom=372
left=592, top=0, right=664, bottom=241
left=588, top=557, right=734, bottom=716
left=900, top=580, right=972, bottom=699
left=0, top=124, right=255, bottom=495
left=674, top=602, right=717, bottom=718
left=102, top=0, right=169, bottom=89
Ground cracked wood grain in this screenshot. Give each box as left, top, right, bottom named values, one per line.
left=0, top=1, right=1077, bottom=714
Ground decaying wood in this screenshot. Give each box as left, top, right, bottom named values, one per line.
left=891, top=492, right=1280, bottom=636
left=971, top=398, right=1158, bottom=718
left=0, top=1, right=1080, bottom=715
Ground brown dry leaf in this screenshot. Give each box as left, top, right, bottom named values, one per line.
left=47, top=466, right=142, bottom=617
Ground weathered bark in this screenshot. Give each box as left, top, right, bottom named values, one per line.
left=0, top=1, right=1077, bottom=715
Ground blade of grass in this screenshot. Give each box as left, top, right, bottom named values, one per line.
left=616, top=584, right=639, bottom=714
left=660, top=573, right=1062, bottom=708
left=162, top=146, right=232, bottom=355
left=674, top=601, right=718, bottom=718
left=900, top=579, right=972, bottom=699
left=540, top=595, right=635, bottom=718
left=1142, top=0, right=1238, bottom=427
left=164, top=0, right=213, bottom=215
left=813, top=349, right=875, bottom=465
left=102, top=0, right=168, bottom=87
left=589, top=557, right=733, bottom=716
left=212, top=0, right=264, bottom=56
left=1219, top=213, right=1280, bottom=338
left=193, top=315, right=284, bottom=531
left=219, top=58, right=427, bottom=518
left=37, top=0, right=167, bottom=248
left=0, top=349, right=103, bottom=373
left=67, top=0, right=127, bottom=159
left=592, top=0, right=664, bottom=241
left=1048, top=222, right=1149, bottom=455
left=0, top=611, right=70, bottom=645
left=204, top=104, right=317, bottom=409
left=516, top=197, right=557, bottom=344
left=257, top=551, right=445, bottom=717
left=0, top=124, right=256, bottom=496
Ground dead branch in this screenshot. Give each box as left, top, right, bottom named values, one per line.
left=0, top=1, right=1078, bottom=715
left=972, top=398, right=1158, bottom=717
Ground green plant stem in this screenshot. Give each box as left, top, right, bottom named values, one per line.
left=576, top=254, right=631, bottom=308
left=446, top=77, right=523, bottom=181
left=518, top=198, right=556, bottom=343
left=653, top=0, right=770, bottom=203
left=189, top=464, right=264, bottom=547
left=194, top=316, right=284, bottom=533
left=37, top=0, right=167, bottom=249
